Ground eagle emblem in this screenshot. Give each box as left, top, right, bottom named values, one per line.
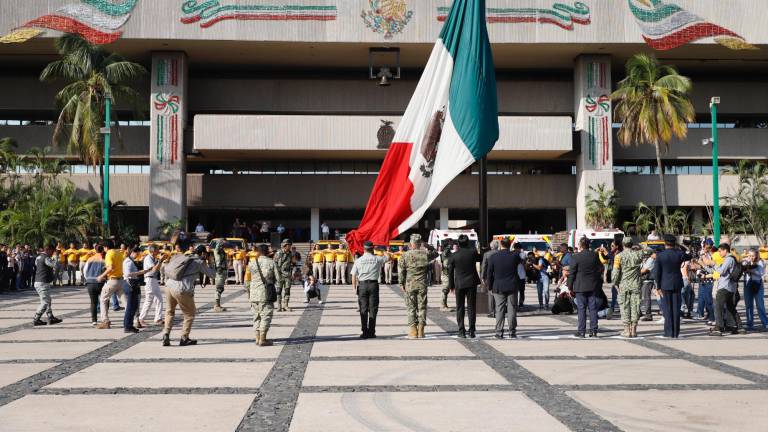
left=419, top=109, right=445, bottom=178
left=377, top=120, right=396, bottom=149
left=361, top=0, right=414, bottom=39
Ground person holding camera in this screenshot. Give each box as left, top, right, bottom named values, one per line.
left=742, top=249, right=767, bottom=331
left=711, top=243, right=741, bottom=336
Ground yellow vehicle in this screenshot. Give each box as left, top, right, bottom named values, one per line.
left=209, top=238, right=248, bottom=257
left=493, top=234, right=552, bottom=252
left=640, top=240, right=665, bottom=253
left=386, top=240, right=406, bottom=253
left=316, top=240, right=341, bottom=250
left=760, top=247, right=768, bottom=261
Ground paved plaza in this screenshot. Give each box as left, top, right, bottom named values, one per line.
left=1, top=283, right=767, bottom=432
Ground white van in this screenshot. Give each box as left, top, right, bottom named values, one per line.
left=493, top=234, right=552, bottom=252
left=428, top=229, right=478, bottom=250
left=567, top=229, right=624, bottom=250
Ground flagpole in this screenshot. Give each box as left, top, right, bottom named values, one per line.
left=479, top=156, right=489, bottom=248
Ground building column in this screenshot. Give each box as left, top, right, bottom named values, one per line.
left=574, top=55, right=614, bottom=229
left=439, top=208, right=449, bottom=230
left=149, top=52, right=188, bottom=237
left=566, top=208, right=577, bottom=231
left=693, top=207, right=704, bottom=230
left=310, top=208, right=320, bottom=242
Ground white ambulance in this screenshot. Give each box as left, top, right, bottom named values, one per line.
left=428, top=229, right=478, bottom=250
left=492, top=234, right=552, bottom=252
left=567, top=229, right=624, bottom=250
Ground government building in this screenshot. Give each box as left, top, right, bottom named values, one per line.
left=1, top=0, right=767, bottom=241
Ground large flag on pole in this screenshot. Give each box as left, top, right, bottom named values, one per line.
left=346, top=0, right=499, bottom=253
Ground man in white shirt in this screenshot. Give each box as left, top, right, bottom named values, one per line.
left=195, top=223, right=205, bottom=233
left=138, top=245, right=164, bottom=327
left=321, top=222, right=330, bottom=241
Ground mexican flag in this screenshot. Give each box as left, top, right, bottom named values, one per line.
left=346, top=0, right=499, bottom=253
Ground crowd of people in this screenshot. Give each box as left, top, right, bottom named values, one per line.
left=3, top=231, right=766, bottom=346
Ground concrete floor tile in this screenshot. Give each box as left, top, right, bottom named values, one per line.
left=654, top=338, right=768, bottom=356
left=0, top=328, right=127, bottom=341
left=720, top=360, right=768, bottom=376
left=311, top=339, right=474, bottom=357
left=303, top=360, right=506, bottom=386
left=147, top=325, right=294, bottom=341
left=0, top=341, right=110, bottom=360
left=314, top=325, right=409, bottom=338
left=111, top=340, right=284, bottom=359
left=569, top=390, right=768, bottom=432
left=0, top=318, right=32, bottom=328
left=516, top=359, right=751, bottom=385
left=290, top=391, right=568, bottom=432
left=486, top=339, right=666, bottom=357
left=0, top=363, right=58, bottom=388
left=0, top=394, right=255, bottom=432
left=46, top=362, right=272, bottom=388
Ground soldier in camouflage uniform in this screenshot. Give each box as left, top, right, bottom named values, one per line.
left=613, top=236, right=644, bottom=338
left=213, top=241, right=228, bottom=312
left=440, top=242, right=455, bottom=312
left=399, top=234, right=436, bottom=338
left=249, top=244, right=278, bottom=346
left=273, top=239, right=294, bottom=312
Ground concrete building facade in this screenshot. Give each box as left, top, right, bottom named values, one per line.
left=1, top=0, right=767, bottom=240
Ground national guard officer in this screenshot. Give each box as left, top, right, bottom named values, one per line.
left=398, top=234, right=435, bottom=338
left=613, top=236, right=644, bottom=338
left=273, top=239, right=294, bottom=312
left=249, top=244, right=278, bottom=346
left=213, top=240, right=228, bottom=312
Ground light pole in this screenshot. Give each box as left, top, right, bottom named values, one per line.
left=710, top=96, right=721, bottom=245
left=100, top=94, right=112, bottom=237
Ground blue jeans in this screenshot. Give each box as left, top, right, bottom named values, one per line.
left=610, top=286, right=618, bottom=311
left=681, top=282, right=695, bottom=315
left=123, top=281, right=140, bottom=330
left=536, top=275, right=550, bottom=307
left=111, top=292, right=121, bottom=310
left=744, top=281, right=768, bottom=329
left=697, top=282, right=714, bottom=319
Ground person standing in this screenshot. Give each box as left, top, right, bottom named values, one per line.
left=742, top=249, right=767, bottom=330
left=514, top=243, right=527, bottom=310
left=212, top=240, right=229, bottom=312
left=78, top=243, right=93, bottom=286
left=711, top=243, right=740, bottom=336
left=351, top=241, right=389, bottom=338
left=249, top=244, right=279, bottom=346
left=273, top=239, right=294, bottom=312
left=383, top=250, right=394, bottom=285
left=398, top=234, right=434, bottom=339
left=321, top=222, right=330, bottom=241
left=567, top=237, right=604, bottom=338
left=83, top=246, right=106, bottom=326
left=32, top=245, right=63, bottom=326
left=323, top=245, right=336, bottom=285
left=162, top=244, right=216, bottom=346
left=64, top=243, right=79, bottom=286
left=654, top=235, right=691, bottom=338
left=121, top=247, right=147, bottom=333
left=481, top=240, right=500, bottom=318
left=534, top=251, right=552, bottom=310
left=680, top=255, right=697, bottom=320
left=310, top=244, right=324, bottom=283
left=335, top=243, right=350, bottom=285
left=232, top=245, right=245, bottom=285
left=138, top=245, right=164, bottom=327
left=487, top=238, right=523, bottom=339
left=613, top=237, right=643, bottom=338
left=447, top=234, right=482, bottom=338
left=95, top=241, right=125, bottom=329
left=640, top=250, right=657, bottom=321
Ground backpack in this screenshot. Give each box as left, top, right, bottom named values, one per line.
left=728, top=256, right=743, bottom=283
left=165, top=254, right=196, bottom=281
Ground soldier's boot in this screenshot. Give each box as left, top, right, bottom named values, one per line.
left=213, top=300, right=227, bottom=313
left=620, top=324, right=631, bottom=338
left=440, top=301, right=450, bottom=312
left=283, top=297, right=292, bottom=312
left=277, top=296, right=284, bottom=312
left=417, top=324, right=425, bottom=338
left=631, top=323, right=638, bottom=338
left=258, top=331, right=273, bottom=347
left=254, top=330, right=260, bottom=344
left=407, top=325, right=418, bottom=339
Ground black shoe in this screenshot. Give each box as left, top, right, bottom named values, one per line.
left=508, top=333, right=517, bottom=339
left=588, top=331, right=598, bottom=338
left=367, top=333, right=377, bottom=339
left=487, top=313, right=495, bottom=318
left=494, top=333, right=504, bottom=339
left=359, top=332, right=369, bottom=339
left=573, top=332, right=585, bottom=338
left=33, top=318, right=46, bottom=326
left=162, top=334, right=171, bottom=347
left=457, top=331, right=466, bottom=338
left=47, top=316, right=62, bottom=325
left=179, top=337, right=197, bottom=346
left=468, top=331, right=476, bottom=338
left=124, top=327, right=140, bottom=334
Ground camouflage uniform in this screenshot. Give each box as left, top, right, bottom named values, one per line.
left=249, top=255, right=277, bottom=343
left=273, top=244, right=293, bottom=311
left=399, top=236, right=435, bottom=336
left=613, top=247, right=644, bottom=335
left=213, top=242, right=228, bottom=311
left=440, top=249, right=452, bottom=309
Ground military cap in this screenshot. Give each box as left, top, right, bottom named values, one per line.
left=281, top=239, right=293, bottom=246
left=622, top=236, right=633, bottom=245
left=410, top=234, right=422, bottom=243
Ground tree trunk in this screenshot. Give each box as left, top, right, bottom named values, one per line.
left=654, top=142, right=669, bottom=230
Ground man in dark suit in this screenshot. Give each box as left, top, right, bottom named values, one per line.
left=488, top=239, right=523, bottom=339
left=447, top=234, right=482, bottom=338
left=654, top=234, right=692, bottom=338
left=480, top=240, right=500, bottom=318
left=567, top=237, right=604, bottom=337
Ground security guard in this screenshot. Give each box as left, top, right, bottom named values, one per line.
left=613, top=237, right=643, bottom=337
left=273, top=239, right=294, bottom=311
left=213, top=240, right=228, bottom=312
left=398, top=234, right=436, bottom=338
left=351, top=241, right=389, bottom=338
left=335, top=243, right=350, bottom=284
left=323, top=245, right=337, bottom=284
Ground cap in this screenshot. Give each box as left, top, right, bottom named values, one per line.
left=664, top=234, right=677, bottom=244
left=704, top=238, right=714, bottom=246
left=281, top=239, right=293, bottom=246
left=410, top=234, right=422, bottom=243
left=363, top=240, right=374, bottom=248
left=622, top=236, right=633, bottom=245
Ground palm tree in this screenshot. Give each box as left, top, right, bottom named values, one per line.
left=39, top=34, right=146, bottom=202
left=724, top=161, right=768, bottom=244
left=611, top=53, right=695, bottom=217
left=585, top=183, right=618, bottom=230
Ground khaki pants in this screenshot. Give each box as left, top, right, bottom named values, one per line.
left=164, top=290, right=197, bottom=338
left=78, top=261, right=87, bottom=285
left=99, top=279, right=125, bottom=323
left=233, top=260, right=244, bottom=284
left=384, top=262, right=393, bottom=284
left=312, top=263, right=323, bottom=281
left=251, top=301, right=274, bottom=333
left=335, top=262, right=348, bottom=284
left=325, top=262, right=335, bottom=284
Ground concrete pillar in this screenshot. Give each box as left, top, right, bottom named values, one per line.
left=310, top=208, right=320, bottom=242
left=574, top=55, right=614, bottom=229
left=439, top=208, right=449, bottom=230
left=693, top=207, right=704, bottom=231
left=149, top=52, right=187, bottom=238
left=566, top=208, right=577, bottom=231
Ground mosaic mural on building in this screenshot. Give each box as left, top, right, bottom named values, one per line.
left=436, top=1, right=591, bottom=30
left=628, top=0, right=756, bottom=50
left=362, top=0, right=414, bottom=39
left=180, top=1, right=338, bottom=28
left=576, top=61, right=611, bottom=169
left=154, top=58, right=181, bottom=169
left=0, top=0, right=138, bottom=44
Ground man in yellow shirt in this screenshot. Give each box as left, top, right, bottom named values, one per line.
left=335, top=244, right=350, bottom=284
left=323, top=246, right=337, bottom=284
left=244, top=245, right=258, bottom=286
left=64, top=243, right=79, bottom=285
left=96, top=241, right=125, bottom=329
left=310, top=244, right=324, bottom=283
left=78, top=243, right=94, bottom=286
left=233, top=246, right=246, bottom=285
